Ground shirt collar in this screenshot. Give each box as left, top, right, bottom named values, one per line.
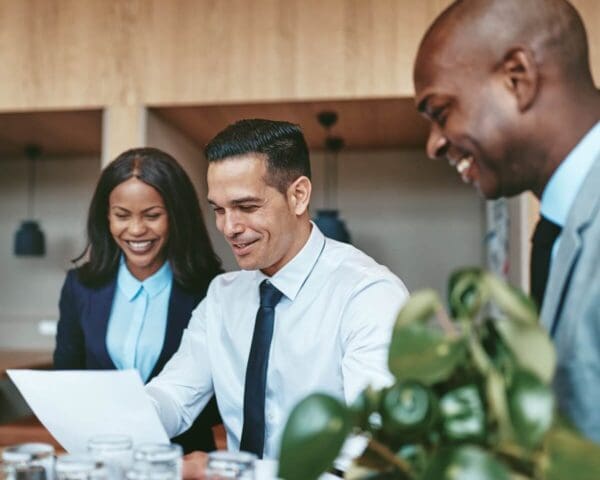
left=117, top=256, right=173, bottom=300
left=256, top=222, right=326, bottom=302
left=541, top=121, right=600, bottom=226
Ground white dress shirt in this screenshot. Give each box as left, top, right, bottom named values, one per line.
left=146, top=224, right=409, bottom=458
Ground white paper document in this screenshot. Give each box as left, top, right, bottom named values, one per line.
left=7, top=369, right=169, bottom=453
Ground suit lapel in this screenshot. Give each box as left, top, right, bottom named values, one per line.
left=88, top=279, right=118, bottom=369
left=541, top=154, right=600, bottom=333
left=149, top=283, right=200, bottom=380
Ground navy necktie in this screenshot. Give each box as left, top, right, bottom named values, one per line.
left=239, top=279, right=283, bottom=458
left=530, top=215, right=562, bottom=309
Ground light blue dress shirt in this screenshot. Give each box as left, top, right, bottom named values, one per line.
left=147, top=223, right=409, bottom=459
left=541, top=121, right=600, bottom=258
left=107, top=259, right=173, bottom=382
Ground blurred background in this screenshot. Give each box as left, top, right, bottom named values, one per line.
left=0, top=0, right=598, bottom=352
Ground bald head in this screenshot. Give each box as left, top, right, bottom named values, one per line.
left=413, top=0, right=599, bottom=200
left=415, top=0, right=593, bottom=89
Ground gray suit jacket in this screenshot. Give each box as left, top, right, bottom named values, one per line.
left=541, top=151, right=600, bottom=443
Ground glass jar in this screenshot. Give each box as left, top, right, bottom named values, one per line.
left=131, top=445, right=181, bottom=480
left=1, top=463, right=15, bottom=480
left=204, top=451, right=256, bottom=479
left=125, top=463, right=176, bottom=480
left=87, top=435, right=133, bottom=480
left=2, top=443, right=55, bottom=480
left=54, top=454, right=107, bottom=480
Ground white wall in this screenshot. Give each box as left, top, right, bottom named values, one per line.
left=311, top=150, right=486, bottom=296
left=0, top=155, right=100, bottom=348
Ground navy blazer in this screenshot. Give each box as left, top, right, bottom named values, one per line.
left=54, top=268, right=219, bottom=453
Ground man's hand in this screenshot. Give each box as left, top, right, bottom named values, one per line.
left=182, top=451, right=209, bottom=480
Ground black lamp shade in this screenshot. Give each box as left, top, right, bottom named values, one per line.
left=313, top=209, right=351, bottom=244
left=14, top=220, right=46, bottom=256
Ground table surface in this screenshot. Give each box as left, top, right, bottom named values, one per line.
left=0, top=349, right=53, bottom=378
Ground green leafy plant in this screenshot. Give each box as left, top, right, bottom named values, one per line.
left=278, top=268, right=600, bottom=480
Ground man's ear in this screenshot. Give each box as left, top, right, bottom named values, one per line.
left=287, top=176, right=312, bottom=215
left=502, top=47, right=539, bottom=112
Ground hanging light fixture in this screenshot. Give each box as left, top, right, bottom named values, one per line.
left=312, top=111, right=352, bottom=243
left=14, top=144, right=46, bottom=256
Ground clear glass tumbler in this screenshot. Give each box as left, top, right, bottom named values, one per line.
left=125, top=462, right=177, bottom=480
left=54, top=454, right=107, bottom=480
left=204, top=451, right=256, bottom=479
left=131, top=445, right=181, bottom=480
left=1, top=463, right=15, bottom=480
left=2, top=443, right=55, bottom=480
left=87, top=435, right=133, bottom=480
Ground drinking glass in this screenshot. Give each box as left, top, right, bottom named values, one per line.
left=2, top=443, right=55, bottom=480
left=131, top=445, right=181, bottom=480
left=54, top=454, right=107, bottom=480
left=125, top=462, right=176, bottom=480
left=0, top=463, right=15, bottom=480
left=87, top=435, right=133, bottom=480
left=204, top=451, right=256, bottom=479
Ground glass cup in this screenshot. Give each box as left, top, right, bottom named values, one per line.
left=2, top=443, right=55, bottom=480
left=131, top=445, right=181, bottom=480
left=1, top=463, right=15, bottom=480
left=54, top=454, right=107, bottom=480
left=125, top=463, right=176, bottom=480
left=87, top=435, right=133, bottom=480
left=204, top=451, right=256, bottom=479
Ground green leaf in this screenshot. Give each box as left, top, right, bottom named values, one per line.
left=351, top=386, right=383, bottom=431
left=543, top=428, right=600, bottom=480
left=388, top=322, right=466, bottom=385
left=394, top=289, right=441, bottom=328
left=278, top=393, right=351, bottom=480
left=480, top=321, right=518, bottom=378
left=466, top=333, right=492, bottom=375
left=421, top=446, right=510, bottom=480
left=484, top=274, right=537, bottom=326
left=507, top=369, right=554, bottom=449
left=494, top=319, right=556, bottom=383
left=439, top=385, right=486, bottom=442
left=448, top=268, right=486, bottom=318
left=486, top=369, right=514, bottom=444
left=380, top=382, right=437, bottom=443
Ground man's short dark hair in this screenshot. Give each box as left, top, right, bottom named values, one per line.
left=204, top=119, right=311, bottom=193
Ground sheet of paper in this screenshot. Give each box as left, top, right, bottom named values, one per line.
left=7, top=369, right=169, bottom=453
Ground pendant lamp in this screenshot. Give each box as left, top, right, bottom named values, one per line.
left=14, top=144, right=46, bottom=256
left=313, top=111, right=351, bottom=243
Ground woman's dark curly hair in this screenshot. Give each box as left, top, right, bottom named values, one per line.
left=75, top=147, right=222, bottom=291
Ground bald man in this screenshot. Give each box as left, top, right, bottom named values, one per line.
left=414, top=0, right=600, bottom=442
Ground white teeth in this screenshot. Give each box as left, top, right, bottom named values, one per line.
left=456, top=155, right=473, bottom=174
left=128, top=240, right=152, bottom=251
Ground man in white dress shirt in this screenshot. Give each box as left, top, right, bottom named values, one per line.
left=146, top=119, right=409, bottom=471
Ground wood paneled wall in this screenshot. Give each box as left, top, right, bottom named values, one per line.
left=1, top=0, right=597, bottom=112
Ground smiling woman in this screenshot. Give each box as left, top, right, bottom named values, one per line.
left=108, top=177, right=170, bottom=281
left=53, top=147, right=223, bottom=453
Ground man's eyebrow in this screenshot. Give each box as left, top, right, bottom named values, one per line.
left=207, top=196, right=262, bottom=207
left=231, top=196, right=262, bottom=206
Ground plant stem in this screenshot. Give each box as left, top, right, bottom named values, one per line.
left=366, top=439, right=415, bottom=479
left=495, top=444, right=538, bottom=478
left=435, top=304, right=459, bottom=337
